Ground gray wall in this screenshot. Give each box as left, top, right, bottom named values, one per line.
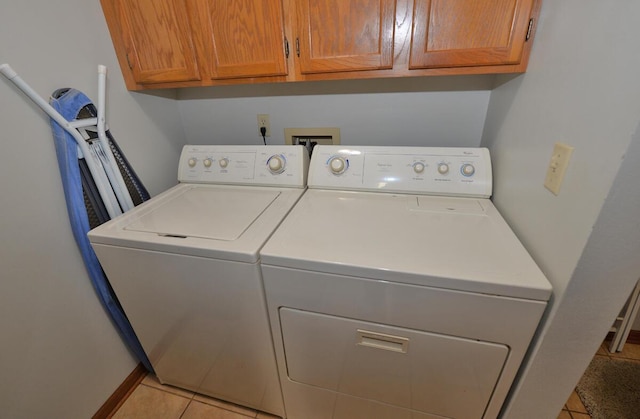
left=0, top=0, right=185, bottom=417
left=177, top=77, right=494, bottom=147
left=482, top=1, right=640, bottom=417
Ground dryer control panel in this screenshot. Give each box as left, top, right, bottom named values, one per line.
left=308, top=146, right=492, bottom=197
left=178, top=145, right=309, bottom=187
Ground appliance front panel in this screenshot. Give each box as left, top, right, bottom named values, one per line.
left=262, top=265, right=548, bottom=419
left=280, top=308, right=508, bottom=418
left=93, top=244, right=284, bottom=416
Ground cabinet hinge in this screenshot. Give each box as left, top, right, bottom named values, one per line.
left=295, top=38, right=300, bottom=57
left=125, top=52, right=134, bottom=70
left=285, top=37, right=289, bottom=58
left=526, top=18, right=534, bottom=41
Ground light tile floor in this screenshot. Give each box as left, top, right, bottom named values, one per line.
left=557, top=341, right=640, bottom=419
left=110, top=341, right=640, bottom=419
left=112, top=374, right=280, bottom=419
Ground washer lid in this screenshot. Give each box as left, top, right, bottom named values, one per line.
left=124, top=187, right=279, bottom=241
left=88, top=183, right=306, bottom=263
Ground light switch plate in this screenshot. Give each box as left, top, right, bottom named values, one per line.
left=544, top=142, right=574, bottom=195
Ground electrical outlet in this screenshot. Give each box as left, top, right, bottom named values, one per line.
left=257, top=114, right=270, bottom=137
left=544, top=142, right=574, bottom=195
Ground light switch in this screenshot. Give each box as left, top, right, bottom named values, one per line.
left=544, top=142, right=574, bottom=195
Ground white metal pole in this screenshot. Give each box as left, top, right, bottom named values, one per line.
left=0, top=63, right=122, bottom=218
left=96, top=65, right=135, bottom=211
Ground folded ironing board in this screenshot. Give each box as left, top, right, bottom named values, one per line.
left=1, top=64, right=153, bottom=372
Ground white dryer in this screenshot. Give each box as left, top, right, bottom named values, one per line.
left=260, top=146, right=552, bottom=419
left=88, top=145, right=309, bottom=417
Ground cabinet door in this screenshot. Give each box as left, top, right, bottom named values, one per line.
left=295, top=0, right=397, bottom=74
left=104, top=0, right=200, bottom=84
left=410, top=0, right=535, bottom=69
left=193, top=0, right=288, bottom=79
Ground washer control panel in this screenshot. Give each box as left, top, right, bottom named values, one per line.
left=308, top=146, right=492, bottom=197
left=178, top=145, right=309, bottom=187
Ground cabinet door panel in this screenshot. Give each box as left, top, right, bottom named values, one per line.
left=195, top=0, right=288, bottom=79
left=410, top=0, right=535, bottom=69
left=113, top=0, right=200, bottom=84
left=296, top=0, right=397, bottom=74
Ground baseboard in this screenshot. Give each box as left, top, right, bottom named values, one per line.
left=605, top=329, right=640, bottom=346
left=626, top=330, right=640, bottom=345
left=92, top=363, right=147, bottom=419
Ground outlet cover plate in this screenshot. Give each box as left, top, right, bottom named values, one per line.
left=257, top=114, right=271, bottom=137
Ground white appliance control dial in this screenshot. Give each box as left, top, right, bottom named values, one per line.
left=267, top=154, right=286, bottom=174
left=328, top=156, right=348, bottom=175
left=438, top=163, right=450, bottom=175
left=203, top=158, right=212, bottom=168
left=219, top=158, right=229, bottom=169
left=188, top=158, right=197, bottom=168
left=413, top=162, right=425, bottom=174
left=461, top=164, right=475, bottom=177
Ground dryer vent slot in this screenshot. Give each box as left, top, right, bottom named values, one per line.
left=159, top=234, right=188, bottom=239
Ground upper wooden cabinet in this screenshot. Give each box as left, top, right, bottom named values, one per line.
left=191, top=0, right=288, bottom=80
left=100, top=0, right=542, bottom=90
left=409, top=0, right=536, bottom=69
left=101, top=0, right=201, bottom=85
left=294, top=0, right=397, bottom=74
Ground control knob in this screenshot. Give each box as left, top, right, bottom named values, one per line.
left=461, top=163, right=475, bottom=177
left=413, top=162, right=425, bottom=174
left=437, top=163, right=449, bottom=175
left=187, top=158, right=197, bottom=168
left=267, top=154, right=286, bottom=174
left=219, top=158, right=229, bottom=169
left=203, top=158, right=212, bottom=168
left=328, top=156, right=348, bottom=175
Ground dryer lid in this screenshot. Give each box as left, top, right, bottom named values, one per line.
left=124, top=186, right=280, bottom=241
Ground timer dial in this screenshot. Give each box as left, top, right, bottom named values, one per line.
left=461, top=164, right=475, bottom=177
left=267, top=154, right=286, bottom=174
left=328, top=156, right=348, bottom=175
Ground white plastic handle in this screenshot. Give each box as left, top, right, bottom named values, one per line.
left=0, top=63, right=18, bottom=79
left=0, top=63, right=123, bottom=218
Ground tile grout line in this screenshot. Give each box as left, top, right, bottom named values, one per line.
left=142, top=380, right=261, bottom=419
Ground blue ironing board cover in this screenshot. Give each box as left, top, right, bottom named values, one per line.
left=49, top=88, right=153, bottom=372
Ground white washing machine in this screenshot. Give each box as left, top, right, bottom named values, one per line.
left=88, top=145, right=309, bottom=417
left=260, top=146, right=552, bottom=419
